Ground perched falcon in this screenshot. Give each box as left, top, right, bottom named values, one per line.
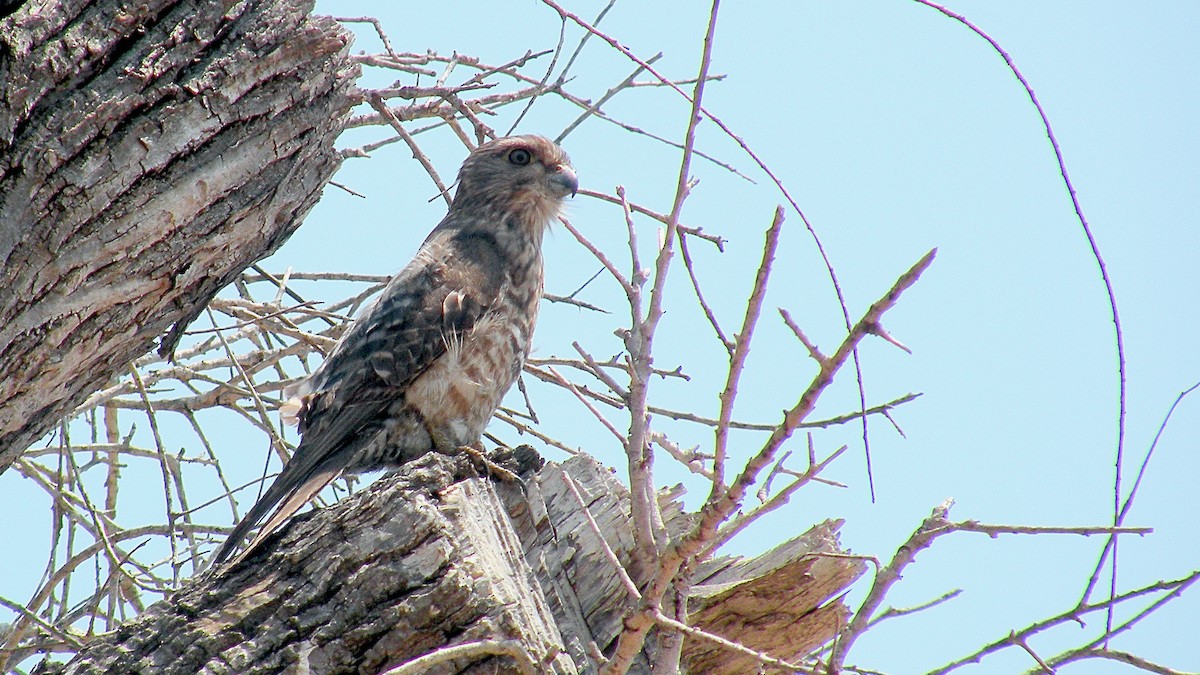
left=212, top=135, right=577, bottom=566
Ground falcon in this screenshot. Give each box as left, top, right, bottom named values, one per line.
left=212, top=135, right=577, bottom=566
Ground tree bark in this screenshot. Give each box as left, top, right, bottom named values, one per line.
left=40, top=451, right=863, bottom=674
left=0, top=0, right=358, bottom=470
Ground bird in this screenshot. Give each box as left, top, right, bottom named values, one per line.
left=211, top=135, right=577, bottom=567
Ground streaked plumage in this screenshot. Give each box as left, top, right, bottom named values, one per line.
left=212, top=135, right=577, bottom=567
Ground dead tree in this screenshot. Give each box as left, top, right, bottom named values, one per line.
left=0, top=0, right=358, bottom=470
left=36, top=451, right=861, bottom=674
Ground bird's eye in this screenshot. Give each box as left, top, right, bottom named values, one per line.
left=508, top=148, right=532, bottom=166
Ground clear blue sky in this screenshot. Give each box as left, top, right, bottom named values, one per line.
left=3, top=2, right=1197, bottom=673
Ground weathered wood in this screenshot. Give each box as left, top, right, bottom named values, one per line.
left=0, top=0, right=358, bottom=470
left=46, top=452, right=576, bottom=674
left=43, top=451, right=860, bottom=674
left=443, top=477, right=580, bottom=674
left=686, top=520, right=865, bottom=672
left=502, top=456, right=655, bottom=672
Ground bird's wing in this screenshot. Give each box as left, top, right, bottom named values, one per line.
left=213, top=227, right=506, bottom=567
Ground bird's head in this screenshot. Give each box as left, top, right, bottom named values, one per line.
left=451, top=135, right=578, bottom=228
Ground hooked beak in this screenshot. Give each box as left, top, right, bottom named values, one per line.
left=548, top=164, right=578, bottom=198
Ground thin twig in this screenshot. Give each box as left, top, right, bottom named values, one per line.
left=367, top=94, right=452, bottom=207
left=380, top=639, right=538, bottom=675
left=910, top=0, right=1128, bottom=638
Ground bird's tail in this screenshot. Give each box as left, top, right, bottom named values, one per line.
left=211, top=464, right=340, bottom=568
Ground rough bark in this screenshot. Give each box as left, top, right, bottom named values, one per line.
left=0, top=0, right=358, bottom=470
left=42, top=451, right=863, bottom=674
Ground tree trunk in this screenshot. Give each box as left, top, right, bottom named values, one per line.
left=0, top=0, right=358, bottom=470
left=39, top=450, right=863, bottom=674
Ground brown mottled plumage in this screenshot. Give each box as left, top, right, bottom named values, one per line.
left=212, top=136, right=577, bottom=567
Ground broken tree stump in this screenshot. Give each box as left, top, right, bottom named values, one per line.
left=43, top=451, right=863, bottom=674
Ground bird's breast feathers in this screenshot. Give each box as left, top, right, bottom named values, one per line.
left=402, top=309, right=529, bottom=446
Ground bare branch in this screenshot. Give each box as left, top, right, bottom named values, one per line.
left=711, top=206, right=784, bottom=490
left=911, top=0, right=1129, bottom=639
left=1045, top=648, right=1194, bottom=675
left=367, top=94, right=453, bottom=206
left=380, top=640, right=539, bottom=675
left=654, top=611, right=815, bottom=674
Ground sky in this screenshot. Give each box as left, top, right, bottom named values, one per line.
left=3, top=1, right=1198, bottom=673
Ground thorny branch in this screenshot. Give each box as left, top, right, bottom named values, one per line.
left=828, top=499, right=1155, bottom=673
left=911, top=0, right=1131, bottom=642
left=928, top=569, right=1200, bottom=675
left=598, top=245, right=939, bottom=674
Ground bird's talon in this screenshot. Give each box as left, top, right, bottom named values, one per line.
left=460, top=444, right=521, bottom=483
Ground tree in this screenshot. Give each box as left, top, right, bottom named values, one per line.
left=2, top=2, right=1196, bottom=674
left=0, top=0, right=357, bottom=468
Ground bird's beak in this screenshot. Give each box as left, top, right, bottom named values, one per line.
left=549, top=164, right=578, bottom=198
